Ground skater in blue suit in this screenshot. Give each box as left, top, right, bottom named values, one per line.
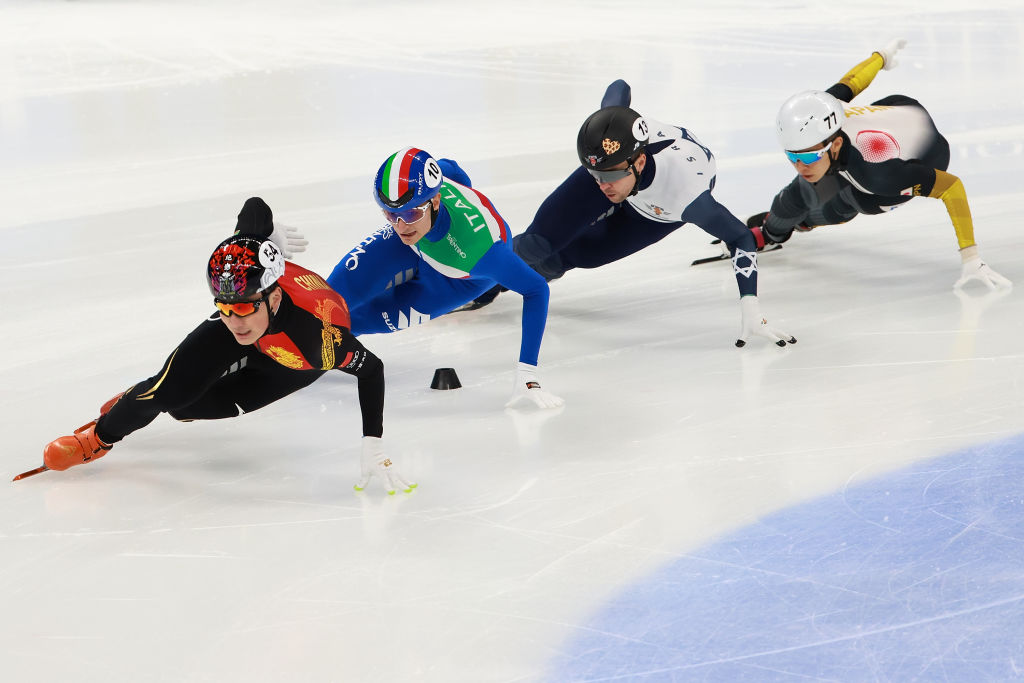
left=464, top=81, right=795, bottom=348
left=327, top=147, right=563, bottom=409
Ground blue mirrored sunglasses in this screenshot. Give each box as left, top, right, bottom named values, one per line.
left=382, top=202, right=430, bottom=225
left=784, top=147, right=832, bottom=165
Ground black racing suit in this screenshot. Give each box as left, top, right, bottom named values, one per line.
left=97, top=261, right=384, bottom=444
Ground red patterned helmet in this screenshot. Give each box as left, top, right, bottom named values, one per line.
left=207, top=235, right=285, bottom=302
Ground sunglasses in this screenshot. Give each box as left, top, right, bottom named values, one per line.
left=215, top=295, right=267, bottom=317
left=784, top=146, right=832, bottom=165
left=586, top=160, right=637, bottom=184
left=382, top=202, right=430, bottom=225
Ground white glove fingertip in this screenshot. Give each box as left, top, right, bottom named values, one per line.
left=763, top=326, right=792, bottom=346
left=983, top=267, right=1012, bottom=289
left=385, top=470, right=404, bottom=495
left=505, top=395, right=528, bottom=410
left=533, top=389, right=564, bottom=409
left=880, top=38, right=907, bottom=70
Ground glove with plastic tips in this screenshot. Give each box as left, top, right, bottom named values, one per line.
left=505, top=362, right=564, bottom=409
left=737, top=296, right=796, bottom=348
left=877, top=38, right=907, bottom=71
left=268, top=222, right=309, bottom=259
left=955, top=247, right=1012, bottom=291
left=354, top=437, right=415, bottom=495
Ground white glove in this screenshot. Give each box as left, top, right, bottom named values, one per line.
left=268, top=222, right=309, bottom=259
left=955, top=247, right=1012, bottom=290
left=505, top=362, right=564, bottom=410
left=354, top=437, right=415, bottom=495
left=876, top=38, right=907, bottom=71
left=737, top=296, right=796, bottom=348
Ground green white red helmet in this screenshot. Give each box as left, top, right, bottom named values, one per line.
left=374, top=147, right=444, bottom=213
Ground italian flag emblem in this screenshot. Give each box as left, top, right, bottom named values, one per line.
left=380, top=147, right=422, bottom=202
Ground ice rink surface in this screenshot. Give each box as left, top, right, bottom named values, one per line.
left=3, top=1, right=1024, bottom=681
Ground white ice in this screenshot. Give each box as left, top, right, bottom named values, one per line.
left=2, top=1, right=1024, bottom=681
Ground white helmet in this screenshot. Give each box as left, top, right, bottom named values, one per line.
left=776, top=90, right=846, bottom=151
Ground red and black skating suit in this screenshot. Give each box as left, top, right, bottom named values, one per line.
left=96, top=261, right=384, bottom=444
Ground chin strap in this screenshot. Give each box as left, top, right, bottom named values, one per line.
left=264, top=286, right=283, bottom=335
left=627, top=159, right=643, bottom=197
left=823, top=133, right=847, bottom=177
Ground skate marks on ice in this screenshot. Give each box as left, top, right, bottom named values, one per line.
left=548, top=434, right=1024, bottom=681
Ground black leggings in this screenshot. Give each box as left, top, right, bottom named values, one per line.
left=97, top=319, right=332, bottom=443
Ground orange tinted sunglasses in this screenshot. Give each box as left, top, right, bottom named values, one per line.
left=214, top=297, right=266, bottom=317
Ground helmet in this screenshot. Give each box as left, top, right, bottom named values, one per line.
left=776, top=90, right=846, bottom=151
left=207, top=235, right=285, bottom=302
left=374, top=147, right=444, bottom=211
left=577, top=106, right=649, bottom=170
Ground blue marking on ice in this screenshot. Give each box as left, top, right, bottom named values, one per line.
left=548, top=435, right=1024, bottom=681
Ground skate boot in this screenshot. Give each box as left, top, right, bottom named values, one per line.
left=43, top=421, right=112, bottom=472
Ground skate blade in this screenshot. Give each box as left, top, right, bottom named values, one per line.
left=13, top=465, right=48, bottom=481
left=452, top=300, right=492, bottom=313
left=691, top=243, right=782, bottom=266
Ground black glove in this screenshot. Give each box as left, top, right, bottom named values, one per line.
left=745, top=212, right=773, bottom=250
left=745, top=211, right=769, bottom=229
left=235, top=197, right=274, bottom=238
left=746, top=211, right=796, bottom=246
